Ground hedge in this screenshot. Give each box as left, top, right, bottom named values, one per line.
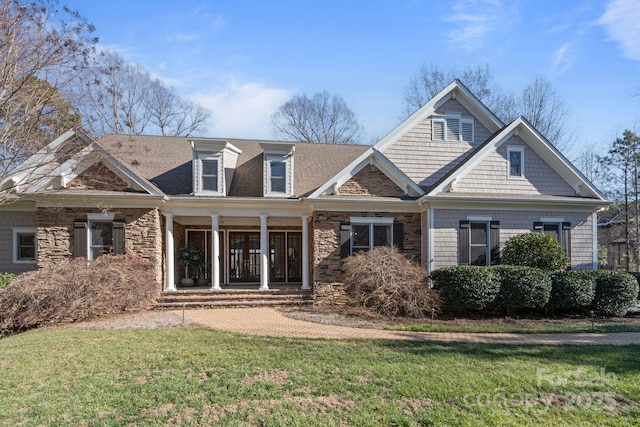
left=494, top=265, right=552, bottom=314
left=592, top=270, right=639, bottom=317
left=548, top=271, right=596, bottom=314
left=429, top=266, right=500, bottom=313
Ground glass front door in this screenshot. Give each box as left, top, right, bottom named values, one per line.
left=229, top=232, right=261, bottom=282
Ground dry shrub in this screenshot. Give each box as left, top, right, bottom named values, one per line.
left=342, top=246, right=440, bottom=318
left=0, top=254, right=160, bottom=335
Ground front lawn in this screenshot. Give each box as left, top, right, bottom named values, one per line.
left=387, top=321, right=640, bottom=334
left=0, top=327, right=638, bottom=426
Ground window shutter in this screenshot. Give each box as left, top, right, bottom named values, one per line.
left=73, top=220, right=88, bottom=258
left=562, top=222, right=571, bottom=261
left=393, top=222, right=404, bottom=251
left=461, top=119, right=474, bottom=142
left=533, top=222, right=543, bottom=232
left=432, top=119, right=445, bottom=140
left=446, top=117, right=460, bottom=141
left=112, top=221, right=126, bottom=255
left=490, top=221, right=500, bottom=265
left=459, top=220, right=470, bottom=265
left=340, top=223, right=351, bottom=259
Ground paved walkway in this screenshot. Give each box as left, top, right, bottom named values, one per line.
left=180, top=307, right=640, bottom=345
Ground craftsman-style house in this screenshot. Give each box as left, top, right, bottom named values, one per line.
left=0, top=81, right=608, bottom=299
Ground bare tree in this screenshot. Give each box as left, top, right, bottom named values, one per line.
left=404, top=64, right=574, bottom=151
left=0, top=0, right=96, bottom=176
left=271, top=91, right=365, bottom=144
left=76, top=51, right=210, bottom=137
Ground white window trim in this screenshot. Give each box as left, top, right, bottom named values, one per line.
left=349, top=217, right=394, bottom=255
left=13, top=227, right=37, bottom=264
left=468, top=221, right=490, bottom=267
left=433, top=114, right=474, bottom=143
left=264, top=154, right=293, bottom=197
left=195, top=154, right=224, bottom=196
left=432, top=117, right=445, bottom=141
left=87, top=216, right=115, bottom=261
left=507, top=146, right=525, bottom=179
left=466, top=215, right=492, bottom=221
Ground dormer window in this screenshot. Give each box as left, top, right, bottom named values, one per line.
left=191, top=139, right=241, bottom=196
left=261, top=142, right=295, bottom=197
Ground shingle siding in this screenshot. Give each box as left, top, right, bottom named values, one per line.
left=383, top=99, right=493, bottom=190
left=0, top=210, right=38, bottom=274
left=432, top=208, right=594, bottom=270
left=454, top=136, right=577, bottom=196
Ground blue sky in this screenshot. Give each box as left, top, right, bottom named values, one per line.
left=63, top=0, right=640, bottom=157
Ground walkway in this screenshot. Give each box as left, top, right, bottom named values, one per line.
left=180, top=307, right=640, bottom=345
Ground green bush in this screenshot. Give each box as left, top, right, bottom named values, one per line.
left=494, top=265, right=552, bottom=314
left=627, top=272, right=640, bottom=299
left=548, top=271, right=596, bottom=314
left=430, top=266, right=500, bottom=313
left=0, top=273, right=17, bottom=290
left=592, top=271, right=638, bottom=317
left=501, top=233, right=569, bottom=271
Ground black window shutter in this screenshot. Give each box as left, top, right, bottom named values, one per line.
left=112, top=221, right=126, bottom=255
left=340, top=223, right=351, bottom=259
left=490, top=221, right=500, bottom=265
left=533, top=222, right=543, bottom=232
left=73, top=220, right=88, bottom=258
left=562, top=222, right=571, bottom=261
left=459, top=220, right=470, bottom=265
left=393, top=221, right=404, bottom=251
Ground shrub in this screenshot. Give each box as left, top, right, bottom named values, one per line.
left=592, top=270, right=638, bottom=317
left=494, top=265, right=552, bottom=314
left=548, top=271, right=596, bottom=314
left=0, top=254, right=160, bottom=335
left=501, top=233, right=569, bottom=271
left=0, top=272, right=17, bottom=289
left=342, top=246, right=440, bottom=318
left=429, top=266, right=500, bottom=313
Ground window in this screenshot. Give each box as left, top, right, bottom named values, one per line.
left=269, top=160, right=286, bottom=194
left=13, top=228, right=36, bottom=263
left=459, top=220, right=500, bottom=266
left=90, top=221, right=113, bottom=259
left=201, top=159, right=218, bottom=192
left=432, top=115, right=474, bottom=143
left=534, top=220, right=571, bottom=260
left=73, top=215, right=125, bottom=259
left=343, top=217, right=400, bottom=256
left=507, top=147, right=524, bottom=178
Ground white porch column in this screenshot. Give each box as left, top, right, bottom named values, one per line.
left=164, top=213, right=176, bottom=291
left=259, top=215, right=269, bottom=290
left=210, top=214, right=221, bottom=291
left=301, top=215, right=311, bottom=290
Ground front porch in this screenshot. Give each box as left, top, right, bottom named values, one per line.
left=163, top=213, right=312, bottom=291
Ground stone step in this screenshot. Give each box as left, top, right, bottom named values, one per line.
left=156, top=289, right=314, bottom=309
left=157, top=299, right=314, bottom=309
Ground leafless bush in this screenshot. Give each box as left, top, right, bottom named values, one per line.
left=0, top=254, right=159, bottom=335
left=342, top=247, right=440, bottom=318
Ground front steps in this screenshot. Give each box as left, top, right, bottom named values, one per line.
left=157, top=289, right=315, bottom=309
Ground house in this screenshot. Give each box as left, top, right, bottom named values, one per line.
left=0, top=81, right=608, bottom=301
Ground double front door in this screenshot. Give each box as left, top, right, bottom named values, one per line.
left=229, top=232, right=261, bottom=282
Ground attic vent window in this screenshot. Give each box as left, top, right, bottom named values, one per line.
left=432, top=115, right=474, bottom=143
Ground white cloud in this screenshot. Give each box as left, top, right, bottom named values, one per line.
left=599, top=0, right=640, bottom=61
left=550, top=42, right=576, bottom=76
left=443, top=0, right=518, bottom=52
left=191, top=77, right=292, bottom=139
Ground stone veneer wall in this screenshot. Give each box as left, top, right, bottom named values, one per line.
left=335, top=165, right=406, bottom=197
left=66, top=162, right=131, bottom=191
left=37, top=207, right=163, bottom=284
left=312, top=210, right=421, bottom=287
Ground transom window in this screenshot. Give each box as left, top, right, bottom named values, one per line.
left=201, top=159, right=219, bottom=192
left=507, top=147, right=524, bottom=178
left=433, top=115, right=474, bottom=143
left=13, top=228, right=37, bottom=263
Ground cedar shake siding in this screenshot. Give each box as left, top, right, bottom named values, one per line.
left=313, top=211, right=421, bottom=283
left=431, top=208, right=594, bottom=270
left=335, top=165, right=405, bottom=197
left=0, top=210, right=38, bottom=274
left=453, top=136, right=577, bottom=196
left=383, top=99, right=494, bottom=190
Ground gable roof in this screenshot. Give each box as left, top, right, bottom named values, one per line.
left=427, top=116, right=608, bottom=200
left=97, top=134, right=369, bottom=197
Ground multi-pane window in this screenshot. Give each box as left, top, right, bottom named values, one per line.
left=469, top=222, right=489, bottom=266
left=351, top=220, right=392, bottom=255
left=269, top=161, right=286, bottom=193
left=13, top=228, right=36, bottom=263
left=90, top=221, right=113, bottom=260
left=201, top=159, right=218, bottom=192
left=459, top=220, right=500, bottom=266
left=534, top=220, right=571, bottom=261
left=508, top=147, right=524, bottom=178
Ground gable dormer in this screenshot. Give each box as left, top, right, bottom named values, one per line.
left=260, top=142, right=295, bottom=197
left=191, top=139, right=242, bottom=196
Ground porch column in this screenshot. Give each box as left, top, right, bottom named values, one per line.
left=259, top=215, right=269, bottom=290
left=164, top=214, right=176, bottom=291
left=210, top=214, right=221, bottom=291
left=301, top=215, right=311, bottom=290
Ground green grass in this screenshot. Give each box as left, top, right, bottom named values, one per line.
left=386, top=322, right=640, bottom=334
left=0, top=327, right=639, bottom=426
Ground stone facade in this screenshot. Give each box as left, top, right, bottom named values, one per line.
left=66, top=162, right=131, bottom=191
left=336, top=165, right=405, bottom=197
left=37, top=207, right=163, bottom=284
left=313, top=282, right=348, bottom=306
left=312, top=210, right=421, bottom=284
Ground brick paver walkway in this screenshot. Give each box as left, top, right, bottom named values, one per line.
left=180, top=307, right=640, bottom=345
